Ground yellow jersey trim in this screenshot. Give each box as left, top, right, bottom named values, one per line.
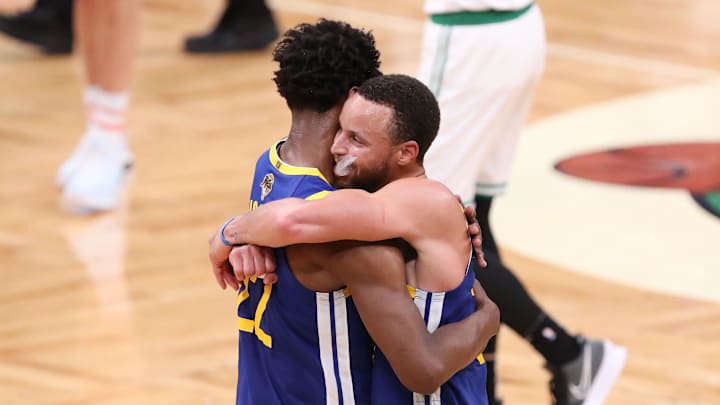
left=254, top=284, right=273, bottom=348
left=306, top=190, right=331, bottom=201
left=237, top=282, right=254, bottom=332
left=237, top=286, right=250, bottom=305
left=269, top=139, right=330, bottom=183
left=238, top=318, right=254, bottom=332
left=476, top=353, right=485, bottom=364
left=236, top=279, right=274, bottom=347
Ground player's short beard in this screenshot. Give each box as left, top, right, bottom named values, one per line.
left=341, top=160, right=391, bottom=193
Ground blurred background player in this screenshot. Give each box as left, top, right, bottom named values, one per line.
left=55, top=0, right=139, bottom=213
left=0, top=0, right=277, bottom=213
left=0, top=0, right=73, bottom=54
left=184, top=0, right=278, bottom=53
left=0, top=0, right=278, bottom=55
left=417, top=1, right=627, bottom=404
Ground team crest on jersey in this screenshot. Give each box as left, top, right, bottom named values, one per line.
left=260, top=173, right=274, bottom=201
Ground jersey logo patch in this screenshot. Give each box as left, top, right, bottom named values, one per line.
left=260, top=173, right=274, bottom=201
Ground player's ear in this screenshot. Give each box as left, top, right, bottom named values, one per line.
left=396, top=140, right=419, bottom=166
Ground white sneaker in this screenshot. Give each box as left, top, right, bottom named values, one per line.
left=56, top=130, right=133, bottom=188
left=60, top=134, right=133, bottom=214
left=547, top=336, right=628, bottom=405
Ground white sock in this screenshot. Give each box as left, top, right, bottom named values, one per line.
left=85, top=86, right=130, bottom=139
left=84, top=85, right=103, bottom=107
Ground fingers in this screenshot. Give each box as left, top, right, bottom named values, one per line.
left=229, top=244, right=276, bottom=281
left=213, top=264, right=227, bottom=289
left=263, top=247, right=276, bottom=274
left=209, top=226, right=234, bottom=284
left=471, top=231, right=482, bottom=246
left=260, top=247, right=277, bottom=285
left=463, top=203, right=486, bottom=267
left=252, top=246, right=266, bottom=278
left=464, top=206, right=478, bottom=232
left=210, top=241, right=230, bottom=290
left=224, top=267, right=240, bottom=291
left=230, top=247, right=253, bottom=280
left=472, top=280, right=491, bottom=308
left=473, top=238, right=487, bottom=268
left=470, top=230, right=487, bottom=268
left=215, top=244, right=278, bottom=290
left=476, top=251, right=488, bottom=268
left=263, top=273, right=278, bottom=285
left=212, top=259, right=241, bottom=291
left=472, top=281, right=500, bottom=334
left=472, top=280, right=483, bottom=308
left=464, top=204, right=477, bottom=222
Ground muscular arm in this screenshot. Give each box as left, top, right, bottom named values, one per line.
left=222, top=179, right=450, bottom=247
left=327, top=242, right=499, bottom=394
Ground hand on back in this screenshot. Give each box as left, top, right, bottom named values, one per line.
left=457, top=195, right=487, bottom=268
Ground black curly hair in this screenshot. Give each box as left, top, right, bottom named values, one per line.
left=355, top=74, right=440, bottom=163
left=272, top=19, right=382, bottom=112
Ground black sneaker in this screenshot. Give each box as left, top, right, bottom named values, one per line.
left=0, top=3, right=73, bottom=54
left=547, top=336, right=627, bottom=405
left=184, top=17, right=278, bottom=54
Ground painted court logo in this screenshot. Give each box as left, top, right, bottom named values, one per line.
left=555, top=142, right=720, bottom=219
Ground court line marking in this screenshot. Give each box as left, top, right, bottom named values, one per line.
left=269, top=0, right=720, bottom=81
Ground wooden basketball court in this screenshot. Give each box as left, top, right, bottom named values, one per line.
left=1, top=0, right=718, bottom=403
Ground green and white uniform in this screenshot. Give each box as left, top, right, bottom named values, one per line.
left=420, top=0, right=545, bottom=202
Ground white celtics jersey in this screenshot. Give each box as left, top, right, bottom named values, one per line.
left=424, top=0, right=533, bottom=14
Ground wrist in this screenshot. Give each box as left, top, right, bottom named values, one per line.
left=220, top=217, right=244, bottom=247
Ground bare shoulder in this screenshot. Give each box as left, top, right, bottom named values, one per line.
left=380, top=177, right=458, bottom=208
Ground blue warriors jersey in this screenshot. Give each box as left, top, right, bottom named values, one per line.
left=371, top=255, right=488, bottom=405
left=236, top=140, right=374, bottom=405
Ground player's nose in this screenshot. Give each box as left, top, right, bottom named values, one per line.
left=330, top=134, right=347, bottom=156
